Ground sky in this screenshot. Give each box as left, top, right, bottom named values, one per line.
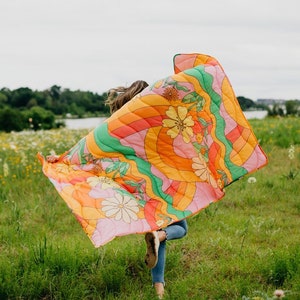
left=0, top=0, right=299, bottom=101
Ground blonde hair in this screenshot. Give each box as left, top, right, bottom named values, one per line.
left=105, top=80, right=149, bottom=114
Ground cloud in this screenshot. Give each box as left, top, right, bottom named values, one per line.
left=0, top=0, right=299, bottom=100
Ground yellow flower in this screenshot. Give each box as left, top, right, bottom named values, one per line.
left=192, top=154, right=218, bottom=188
left=87, top=176, right=119, bottom=189
left=162, top=106, right=194, bottom=143
left=102, top=193, right=139, bottom=223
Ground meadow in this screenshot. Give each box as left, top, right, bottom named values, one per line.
left=0, top=117, right=299, bottom=300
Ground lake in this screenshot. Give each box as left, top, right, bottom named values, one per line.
left=64, top=111, right=268, bottom=129
left=64, top=117, right=106, bottom=129
left=243, top=110, right=268, bottom=120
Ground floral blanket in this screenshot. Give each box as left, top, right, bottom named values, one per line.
left=38, top=53, right=267, bottom=247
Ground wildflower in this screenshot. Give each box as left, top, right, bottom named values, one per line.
left=162, top=106, right=194, bottom=143
left=273, top=289, right=285, bottom=298
left=102, top=193, right=139, bottom=223
left=3, top=162, right=9, bottom=177
left=20, top=152, right=28, bottom=166
left=288, top=144, right=295, bottom=160
left=247, top=176, right=257, bottom=184
left=49, top=149, right=57, bottom=156
left=9, top=143, right=17, bottom=150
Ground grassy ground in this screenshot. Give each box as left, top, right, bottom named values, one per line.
left=0, top=117, right=299, bottom=299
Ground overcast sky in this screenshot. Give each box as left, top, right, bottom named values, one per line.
left=1, top=0, right=299, bottom=100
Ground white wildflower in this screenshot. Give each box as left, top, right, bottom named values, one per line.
left=49, top=149, right=56, bottom=155
left=288, top=144, right=295, bottom=160
left=247, top=176, right=257, bottom=184
left=3, top=162, right=9, bottom=177
left=273, top=289, right=285, bottom=298
left=20, top=152, right=28, bottom=166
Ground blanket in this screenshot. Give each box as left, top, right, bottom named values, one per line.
left=38, top=53, right=268, bottom=247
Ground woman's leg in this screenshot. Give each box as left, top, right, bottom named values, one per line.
left=163, top=219, right=188, bottom=241
left=151, top=239, right=166, bottom=283
left=150, top=219, right=188, bottom=297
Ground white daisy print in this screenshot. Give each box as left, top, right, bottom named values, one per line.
left=102, top=193, right=139, bottom=223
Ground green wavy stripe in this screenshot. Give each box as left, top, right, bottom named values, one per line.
left=184, top=66, right=247, bottom=181
left=93, top=123, right=191, bottom=219
left=67, top=137, right=88, bottom=164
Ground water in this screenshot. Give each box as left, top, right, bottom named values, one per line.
left=64, top=111, right=268, bottom=130
left=243, top=110, right=268, bottom=120
left=64, top=117, right=107, bottom=129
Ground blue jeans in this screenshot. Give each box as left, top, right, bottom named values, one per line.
left=151, top=219, right=188, bottom=284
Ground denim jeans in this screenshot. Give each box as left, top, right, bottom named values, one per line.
left=151, top=219, right=188, bottom=284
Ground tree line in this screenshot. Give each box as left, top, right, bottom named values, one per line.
left=0, top=85, right=109, bottom=132
left=0, top=85, right=298, bottom=133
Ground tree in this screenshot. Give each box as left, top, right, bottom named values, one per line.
left=11, top=87, right=34, bottom=108
left=285, top=100, right=299, bottom=116
left=23, top=106, right=56, bottom=130
left=0, top=92, right=8, bottom=109
left=26, top=98, right=38, bottom=108
left=49, top=85, right=61, bottom=100
left=0, top=108, right=26, bottom=132
left=237, top=96, right=256, bottom=110
left=268, top=104, right=284, bottom=117
left=0, top=88, right=12, bottom=106
left=0, top=85, right=110, bottom=116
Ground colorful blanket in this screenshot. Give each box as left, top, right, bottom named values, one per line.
left=38, top=53, right=267, bottom=247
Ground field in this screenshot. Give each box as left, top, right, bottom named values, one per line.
left=0, top=117, right=299, bottom=299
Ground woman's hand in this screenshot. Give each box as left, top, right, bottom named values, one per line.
left=46, top=154, right=60, bottom=163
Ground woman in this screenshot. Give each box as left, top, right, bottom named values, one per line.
left=144, top=220, right=187, bottom=299
left=106, top=80, right=188, bottom=299
left=47, top=80, right=188, bottom=299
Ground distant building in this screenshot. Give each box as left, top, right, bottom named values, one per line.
left=256, top=99, right=286, bottom=106
left=256, top=98, right=286, bottom=113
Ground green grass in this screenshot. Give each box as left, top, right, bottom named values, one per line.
left=0, top=117, right=299, bottom=299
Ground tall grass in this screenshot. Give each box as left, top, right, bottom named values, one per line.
left=0, top=117, right=299, bottom=299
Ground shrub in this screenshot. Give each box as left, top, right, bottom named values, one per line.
left=23, top=106, right=56, bottom=130
left=0, top=107, right=26, bottom=132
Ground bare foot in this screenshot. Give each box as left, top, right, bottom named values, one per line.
left=154, top=282, right=164, bottom=299
left=157, top=230, right=166, bottom=242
